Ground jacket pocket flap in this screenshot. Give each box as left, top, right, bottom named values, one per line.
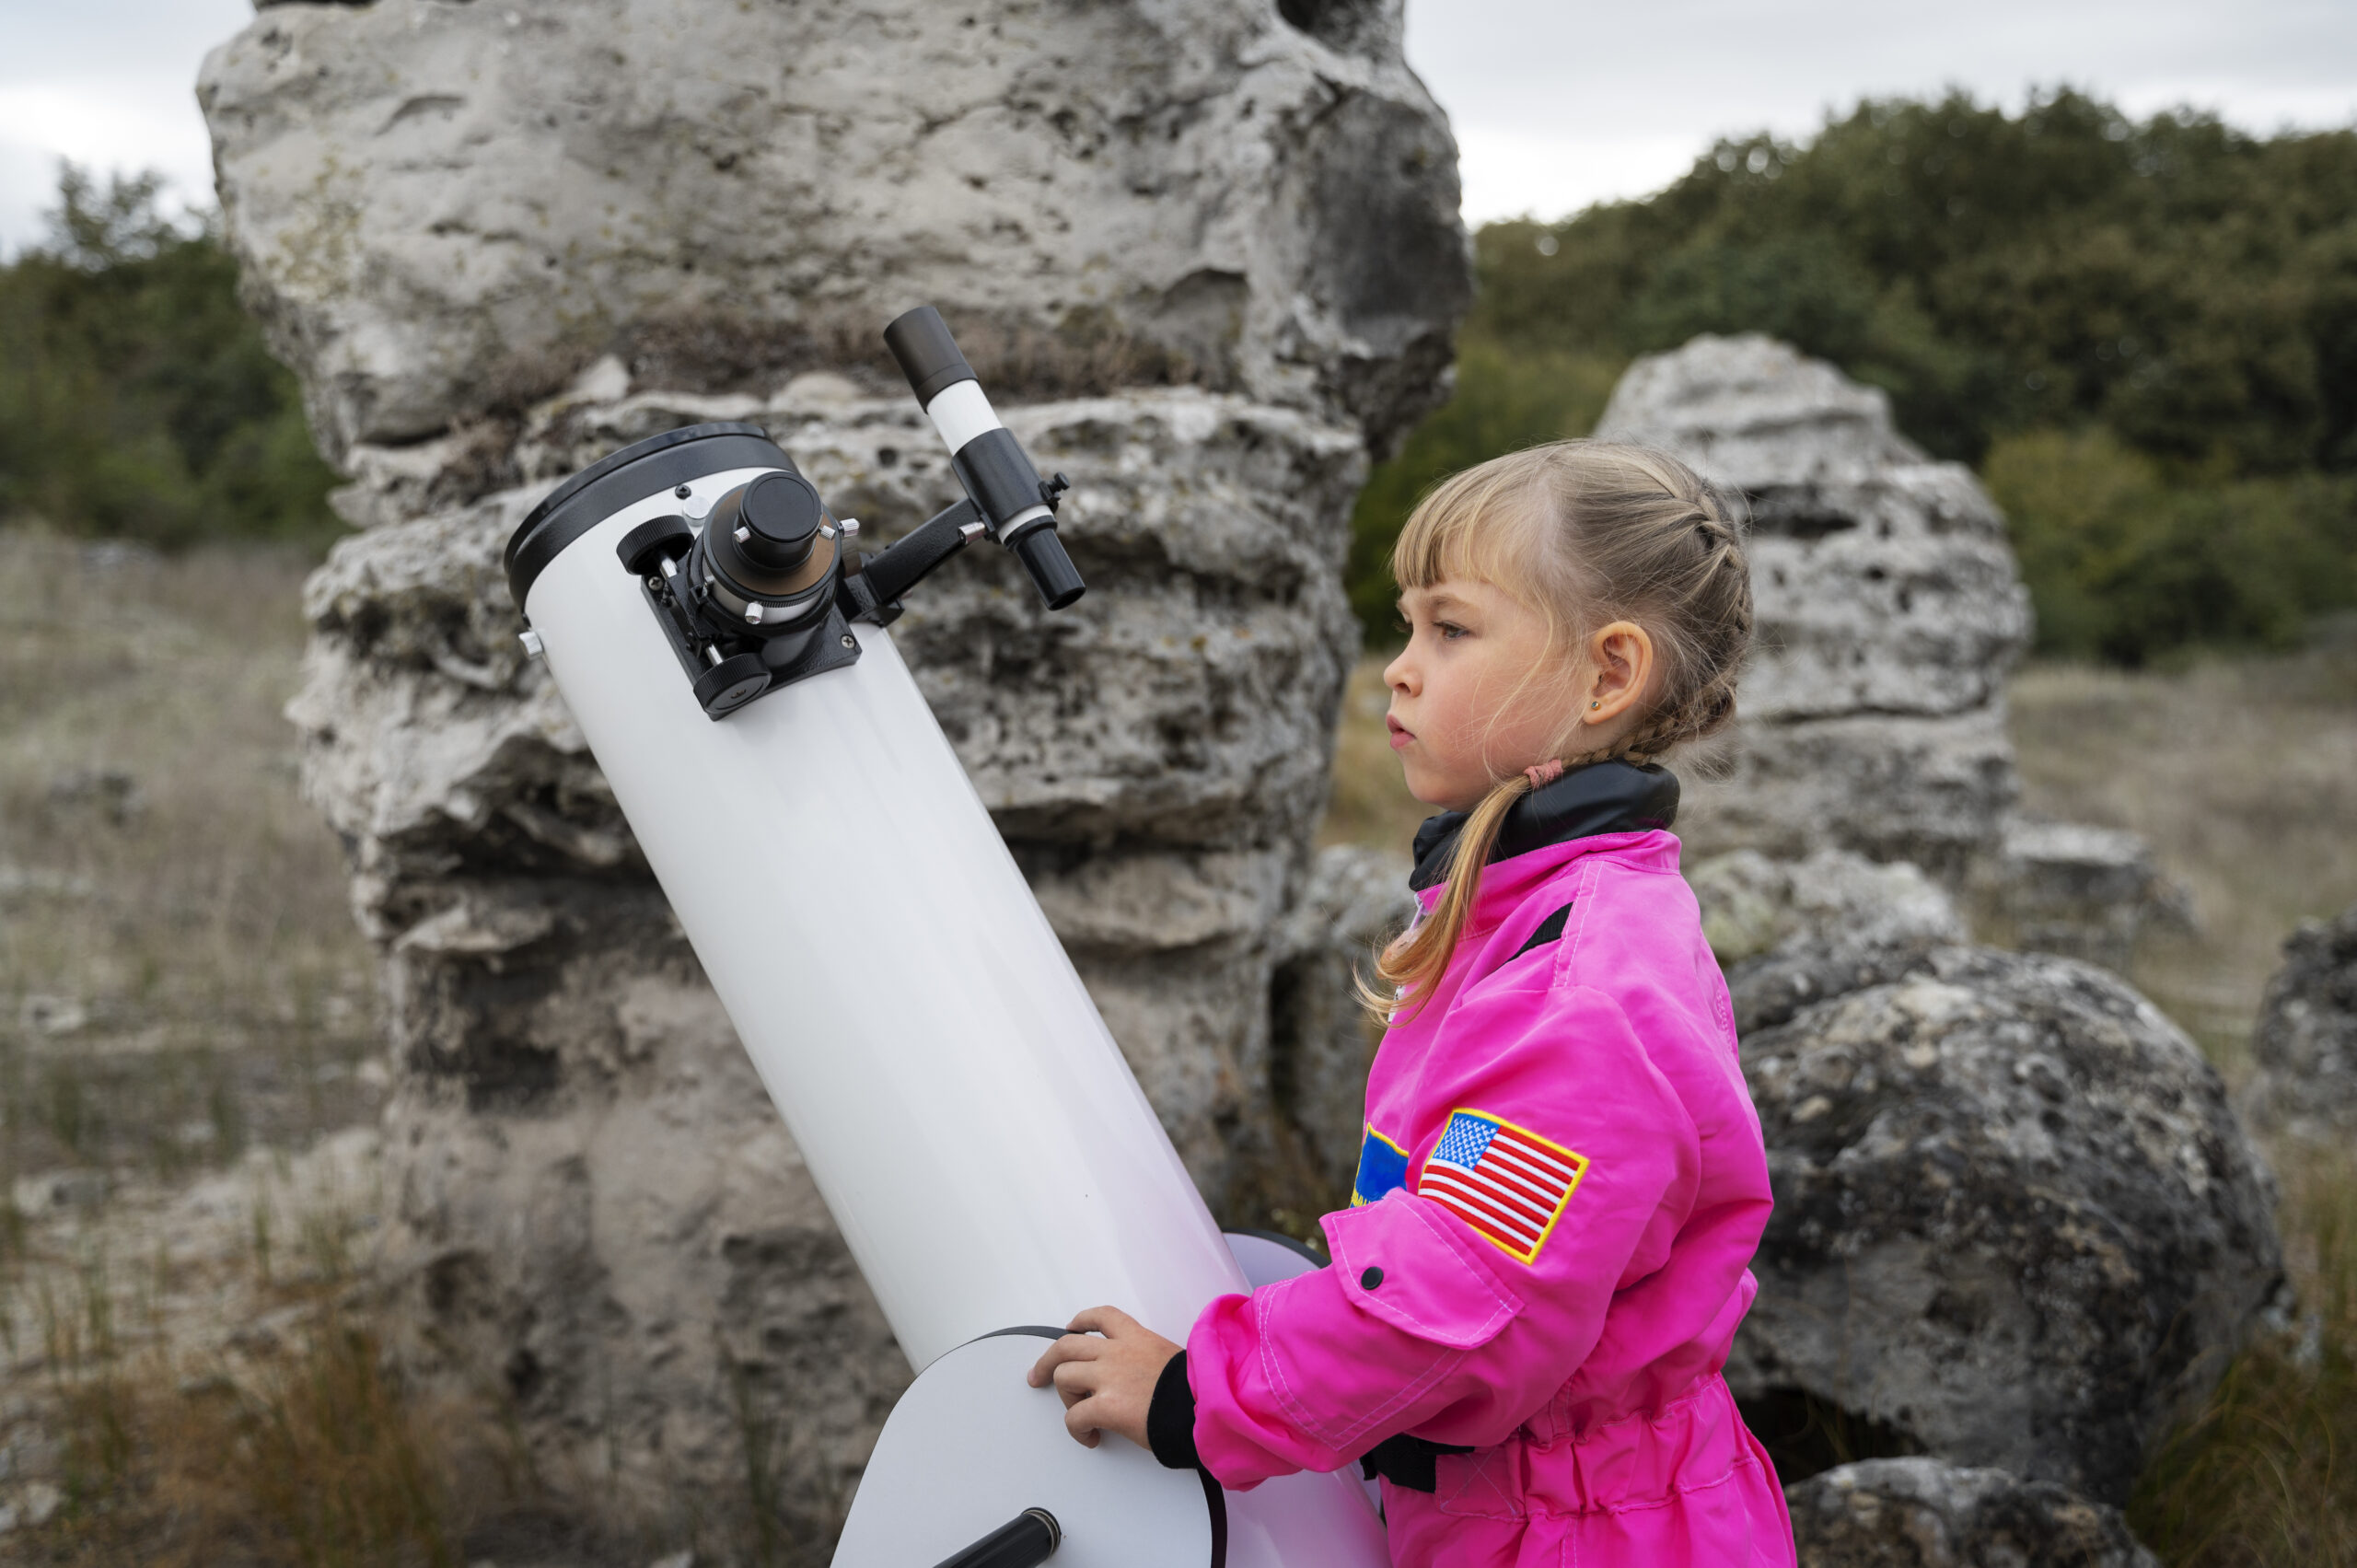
left=1320, top=1193, right=1524, bottom=1349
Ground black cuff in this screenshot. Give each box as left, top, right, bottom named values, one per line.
left=1145, top=1349, right=1201, bottom=1471
left=1359, top=1432, right=1475, bottom=1493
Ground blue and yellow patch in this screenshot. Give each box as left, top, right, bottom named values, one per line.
left=1352, top=1124, right=1410, bottom=1206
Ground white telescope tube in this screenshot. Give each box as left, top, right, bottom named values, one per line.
left=512, top=430, right=1386, bottom=1566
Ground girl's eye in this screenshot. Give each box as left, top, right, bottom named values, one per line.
left=1437, top=621, right=1469, bottom=640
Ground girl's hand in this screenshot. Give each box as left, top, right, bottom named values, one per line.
left=1025, top=1306, right=1180, bottom=1450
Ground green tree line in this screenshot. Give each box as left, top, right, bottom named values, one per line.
left=9, top=111, right=2357, bottom=662
left=1359, top=88, right=2357, bottom=664
left=0, top=166, right=338, bottom=552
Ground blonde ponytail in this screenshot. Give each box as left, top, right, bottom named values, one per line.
left=1355, top=772, right=1533, bottom=1022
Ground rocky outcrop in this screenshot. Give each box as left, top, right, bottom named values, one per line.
left=1978, top=818, right=2195, bottom=973
left=2242, top=900, right=2357, bottom=1143
left=1786, top=1458, right=2161, bottom=1568
left=1728, top=946, right=2282, bottom=1505
left=1689, top=847, right=1965, bottom=1035
left=198, top=0, right=1468, bottom=470
left=206, top=0, right=1469, bottom=1545
left=1595, top=335, right=2033, bottom=879
left=1266, top=843, right=1416, bottom=1214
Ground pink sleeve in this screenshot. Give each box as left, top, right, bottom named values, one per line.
left=1184, top=982, right=1700, bottom=1489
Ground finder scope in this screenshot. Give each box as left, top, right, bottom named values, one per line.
left=884, top=306, right=1084, bottom=611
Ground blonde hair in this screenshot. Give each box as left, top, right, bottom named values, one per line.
left=1363, top=440, right=1753, bottom=1021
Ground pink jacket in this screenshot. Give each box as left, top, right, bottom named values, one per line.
left=1183, top=820, right=1795, bottom=1567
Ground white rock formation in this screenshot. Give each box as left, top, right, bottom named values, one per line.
left=1784, top=1458, right=2162, bottom=1568
left=1733, top=947, right=2282, bottom=1505
left=2243, top=900, right=2357, bottom=1144
left=1596, top=334, right=2034, bottom=877
left=203, top=0, right=1468, bottom=1549
left=200, top=0, right=1467, bottom=468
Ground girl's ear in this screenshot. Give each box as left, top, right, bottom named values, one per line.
left=1582, top=621, right=1655, bottom=727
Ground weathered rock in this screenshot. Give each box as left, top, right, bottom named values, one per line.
left=1688, top=847, right=1964, bottom=1035
left=198, top=0, right=1469, bottom=467
left=1265, top=843, right=1415, bottom=1213
left=212, top=0, right=1468, bottom=1541
left=1729, top=947, right=2282, bottom=1505
left=1595, top=335, right=2033, bottom=877
left=1786, top=1458, right=2160, bottom=1568
left=2242, top=900, right=2357, bottom=1143
left=1979, top=818, right=2195, bottom=974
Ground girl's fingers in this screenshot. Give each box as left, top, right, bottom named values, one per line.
left=1051, top=1358, right=1097, bottom=1406
left=1064, top=1305, right=1137, bottom=1338
left=1025, top=1329, right=1102, bottom=1388
left=1028, top=1306, right=1167, bottom=1448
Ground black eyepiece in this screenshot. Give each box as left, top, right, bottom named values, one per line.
left=1011, top=527, right=1085, bottom=611
left=884, top=306, right=978, bottom=407
left=737, top=470, right=824, bottom=571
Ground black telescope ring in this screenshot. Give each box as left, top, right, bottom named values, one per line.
left=505, top=422, right=790, bottom=611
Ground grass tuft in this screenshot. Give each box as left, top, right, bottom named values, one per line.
left=2129, top=1145, right=2357, bottom=1567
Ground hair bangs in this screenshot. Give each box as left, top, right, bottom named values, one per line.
left=1390, top=461, right=1550, bottom=601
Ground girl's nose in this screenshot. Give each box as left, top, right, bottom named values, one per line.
left=1383, top=648, right=1415, bottom=693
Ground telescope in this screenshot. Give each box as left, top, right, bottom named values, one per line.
left=503, top=308, right=1388, bottom=1568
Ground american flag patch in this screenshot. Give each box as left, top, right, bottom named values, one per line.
left=1416, top=1109, right=1588, bottom=1264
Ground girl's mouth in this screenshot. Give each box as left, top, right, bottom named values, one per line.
left=1386, top=714, right=1412, bottom=750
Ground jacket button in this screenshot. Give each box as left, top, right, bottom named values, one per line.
left=1360, top=1266, right=1385, bottom=1290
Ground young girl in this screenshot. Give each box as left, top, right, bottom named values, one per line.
left=1029, top=441, right=1796, bottom=1566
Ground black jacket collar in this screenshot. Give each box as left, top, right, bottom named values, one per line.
left=1408, top=761, right=1680, bottom=892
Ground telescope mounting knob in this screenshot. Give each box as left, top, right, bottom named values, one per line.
left=617, top=516, right=694, bottom=578
left=692, top=653, right=771, bottom=716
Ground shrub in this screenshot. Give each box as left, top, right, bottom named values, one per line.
left=0, top=166, right=339, bottom=552
left=1986, top=427, right=2357, bottom=664
left=1350, top=90, right=2357, bottom=656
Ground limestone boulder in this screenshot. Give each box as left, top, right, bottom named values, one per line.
left=1688, top=847, right=1964, bottom=1035
left=1265, top=843, right=1415, bottom=1214
left=1786, top=1458, right=2160, bottom=1568
left=1728, top=947, right=2282, bottom=1505
left=1980, top=818, right=2195, bottom=974
left=199, top=0, right=1469, bottom=466
left=1596, top=335, right=2033, bottom=877
left=2241, top=900, right=2357, bottom=1143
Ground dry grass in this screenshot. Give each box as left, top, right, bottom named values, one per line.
left=7, top=1176, right=518, bottom=1568
left=0, top=529, right=512, bottom=1566
left=2008, top=643, right=2357, bottom=1567
left=2131, top=1144, right=2357, bottom=1568
left=2007, top=642, right=2357, bottom=1071
left=0, top=529, right=378, bottom=1180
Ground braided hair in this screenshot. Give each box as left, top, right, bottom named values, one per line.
left=1363, top=440, right=1754, bottom=1021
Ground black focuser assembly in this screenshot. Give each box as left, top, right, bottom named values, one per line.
left=578, top=306, right=1086, bottom=720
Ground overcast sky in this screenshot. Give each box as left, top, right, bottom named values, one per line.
left=1, top=0, right=2352, bottom=252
